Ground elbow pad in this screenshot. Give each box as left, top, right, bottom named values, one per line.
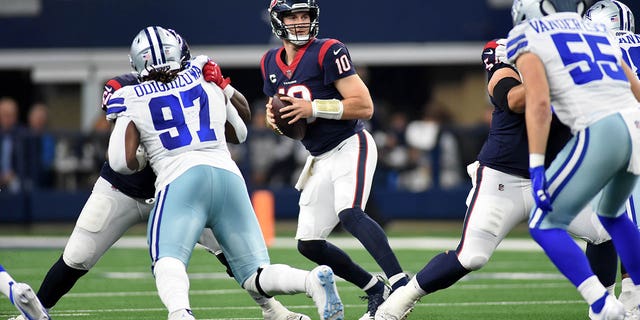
left=492, top=77, right=521, bottom=111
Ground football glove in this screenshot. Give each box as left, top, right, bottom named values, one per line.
left=135, top=144, right=148, bottom=172
left=529, top=165, right=552, bottom=211
left=203, top=60, right=231, bottom=89
left=481, top=38, right=509, bottom=72
left=495, top=39, right=508, bottom=64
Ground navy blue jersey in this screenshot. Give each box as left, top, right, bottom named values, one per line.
left=260, top=38, right=364, bottom=156
left=477, top=64, right=572, bottom=178
left=100, top=73, right=156, bottom=199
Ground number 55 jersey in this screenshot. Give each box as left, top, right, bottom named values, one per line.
left=506, top=12, right=640, bottom=133
left=106, top=56, right=241, bottom=190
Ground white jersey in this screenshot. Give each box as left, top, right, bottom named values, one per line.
left=506, top=12, right=640, bottom=133
left=615, top=30, right=640, bottom=78
left=106, top=56, right=241, bottom=190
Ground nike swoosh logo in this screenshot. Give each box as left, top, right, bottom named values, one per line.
left=485, top=49, right=494, bottom=55
left=333, top=48, right=343, bottom=55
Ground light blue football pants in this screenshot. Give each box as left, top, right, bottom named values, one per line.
left=530, top=113, right=639, bottom=229
left=148, top=165, right=270, bottom=285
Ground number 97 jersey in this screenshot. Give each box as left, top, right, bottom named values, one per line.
left=106, top=56, right=241, bottom=190
left=506, top=12, right=638, bottom=132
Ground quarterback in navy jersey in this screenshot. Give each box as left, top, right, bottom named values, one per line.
left=262, top=1, right=408, bottom=319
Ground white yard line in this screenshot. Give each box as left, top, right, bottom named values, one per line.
left=0, top=235, right=586, bottom=251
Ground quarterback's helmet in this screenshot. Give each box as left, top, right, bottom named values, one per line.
left=512, top=0, right=588, bottom=26
left=129, top=26, right=182, bottom=78
left=269, top=0, right=319, bottom=46
left=584, top=0, right=635, bottom=33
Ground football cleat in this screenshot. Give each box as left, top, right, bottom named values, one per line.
left=374, top=285, right=419, bottom=320
left=168, top=308, right=195, bottom=320
left=618, top=283, right=640, bottom=317
left=359, top=277, right=391, bottom=320
left=9, top=282, right=50, bottom=320
left=589, top=294, right=624, bottom=320
left=306, top=265, right=344, bottom=320
left=262, top=298, right=311, bottom=320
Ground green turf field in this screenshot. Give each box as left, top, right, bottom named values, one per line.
left=0, top=232, right=594, bottom=320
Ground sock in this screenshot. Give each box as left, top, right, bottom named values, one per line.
left=298, top=239, right=372, bottom=288
left=585, top=241, right=618, bottom=288
left=389, top=273, right=409, bottom=291
left=37, top=255, right=88, bottom=308
left=243, top=264, right=306, bottom=296
left=415, top=251, right=470, bottom=294
left=599, top=215, right=640, bottom=282
left=0, top=264, right=16, bottom=298
left=530, top=228, right=594, bottom=287
left=364, top=278, right=384, bottom=296
left=339, top=208, right=404, bottom=279
left=578, top=275, right=608, bottom=311
left=154, top=257, right=190, bottom=314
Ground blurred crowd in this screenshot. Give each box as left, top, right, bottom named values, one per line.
left=0, top=95, right=489, bottom=194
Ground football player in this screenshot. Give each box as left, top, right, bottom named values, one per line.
left=374, top=36, right=618, bottom=320
left=15, top=30, right=310, bottom=320
left=0, top=264, right=50, bottom=320
left=584, top=1, right=640, bottom=316
left=106, top=26, right=343, bottom=320
left=508, top=0, right=640, bottom=319
left=261, top=1, right=409, bottom=319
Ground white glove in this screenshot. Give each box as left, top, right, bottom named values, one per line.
left=495, top=38, right=509, bottom=65
left=135, top=144, right=148, bottom=171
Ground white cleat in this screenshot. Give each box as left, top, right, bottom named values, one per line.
left=262, top=298, right=311, bottom=320
left=589, top=294, right=624, bottom=320
left=619, top=286, right=640, bottom=320
left=9, top=282, right=50, bottom=320
left=374, top=285, right=418, bottom=320
left=306, top=265, right=344, bottom=320
left=168, top=308, right=196, bottom=320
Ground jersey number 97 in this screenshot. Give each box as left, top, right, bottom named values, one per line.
left=149, top=84, right=218, bottom=150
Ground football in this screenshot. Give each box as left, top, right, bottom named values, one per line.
left=271, top=93, right=307, bottom=140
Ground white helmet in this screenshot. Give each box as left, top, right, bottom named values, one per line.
left=512, top=0, right=588, bottom=26
left=129, top=26, right=182, bottom=78
left=584, top=0, right=635, bottom=33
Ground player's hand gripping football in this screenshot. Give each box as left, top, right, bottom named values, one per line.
left=265, top=99, right=283, bottom=135
left=529, top=165, right=552, bottom=211
left=277, top=95, right=312, bottom=125
left=203, top=60, right=231, bottom=89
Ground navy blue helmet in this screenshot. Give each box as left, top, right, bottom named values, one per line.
left=269, top=0, right=319, bottom=46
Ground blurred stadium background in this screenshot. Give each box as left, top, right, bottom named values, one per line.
left=0, top=0, right=638, bottom=225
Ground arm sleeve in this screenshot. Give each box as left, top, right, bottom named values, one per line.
left=225, top=100, right=247, bottom=143
left=107, top=116, right=136, bottom=174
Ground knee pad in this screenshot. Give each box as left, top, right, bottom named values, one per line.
left=63, top=230, right=98, bottom=270
left=456, top=250, right=489, bottom=271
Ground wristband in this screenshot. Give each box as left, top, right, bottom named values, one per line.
left=311, top=99, right=343, bottom=120
left=529, top=153, right=545, bottom=168
left=223, top=85, right=235, bottom=99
